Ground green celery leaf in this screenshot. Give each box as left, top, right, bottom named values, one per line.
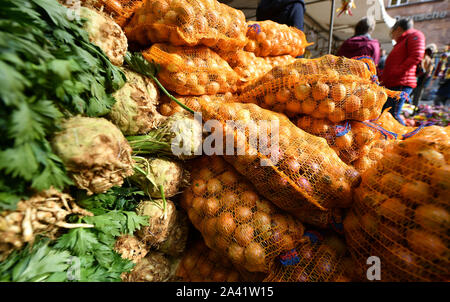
left=124, top=211, right=149, bottom=234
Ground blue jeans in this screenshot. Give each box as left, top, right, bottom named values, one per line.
left=381, top=86, right=413, bottom=125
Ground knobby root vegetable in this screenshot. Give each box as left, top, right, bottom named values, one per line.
left=114, top=234, right=148, bottom=264
left=135, top=199, right=188, bottom=255
left=108, top=68, right=164, bottom=135
left=131, top=157, right=189, bottom=198
left=127, top=112, right=203, bottom=160
left=51, top=116, right=135, bottom=195
left=0, top=188, right=93, bottom=261
left=80, top=6, right=128, bottom=66
left=121, top=252, right=172, bottom=282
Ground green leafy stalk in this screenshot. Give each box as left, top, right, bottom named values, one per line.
left=0, top=0, right=126, bottom=210
left=124, top=52, right=195, bottom=114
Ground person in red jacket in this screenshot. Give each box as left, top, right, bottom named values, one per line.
left=381, top=18, right=425, bottom=125
left=337, top=16, right=380, bottom=65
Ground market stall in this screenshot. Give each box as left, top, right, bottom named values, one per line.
left=0, top=0, right=448, bottom=283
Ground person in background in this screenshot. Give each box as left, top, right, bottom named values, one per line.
left=381, top=18, right=425, bottom=125
left=434, top=52, right=449, bottom=107
left=336, top=16, right=380, bottom=65
left=412, top=44, right=437, bottom=114
left=378, top=49, right=387, bottom=70
left=256, top=0, right=306, bottom=31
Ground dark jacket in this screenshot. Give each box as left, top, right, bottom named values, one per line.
left=256, top=0, right=306, bottom=31
left=381, top=28, right=425, bottom=89
left=336, top=35, right=381, bottom=65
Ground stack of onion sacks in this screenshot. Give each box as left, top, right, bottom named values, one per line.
left=344, top=126, right=450, bottom=281
left=238, top=55, right=396, bottom=123
left=174, top=238, right=264, bottom=281
left=143, top=43, right=239, bottom=96
left=181, top=156, right=305, bottom=273
left=245, top=20, right=312, bottom=57
left=190, top=98, right=361, bottom=212
left=124, top=0, right=247, bottom=51
left=264, top=231, right=349, bottom=282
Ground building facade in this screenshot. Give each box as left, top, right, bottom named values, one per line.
left=385, top=0, right=449, bottom=51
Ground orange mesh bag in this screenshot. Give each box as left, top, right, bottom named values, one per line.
left=174, top=239, right=245, bottom=281
left=344, top=128, right=450, bottom=281
left=350, top=111, right=425, bottom=173
left=181, top=156, right=306, bottom=273
left=174, top=238, right=265, bottom=281
left=245, top=21, right=313, bottom=57
left=263, top=55, right=297, bottom=68
left=351, top=139, right=390, bottom=173
left=217, top=50, right=274, bottom=85
left=158, top=93, right=235, bottom=117
left=124, top=0, right=247, bottom=51
left=291, top=208, right=344, bottom=230
left=264, top=231, right=349, bottom=282
left=143, top=43, right=239, bottom=96
left=238, top=55, right=404, bottom=123
left=295, top=109, right=415, bottom=164
left=97, top=0, right=145, bottom=27
left=192, top=98, right=361, bottom=211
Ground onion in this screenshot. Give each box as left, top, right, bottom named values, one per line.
left=378, top=198, right=409, bottom=224
left=207, top=178, right=223, bottom=194
left=227, top=242, right=245, bottom=264
left=234, top=206, right=254, bottom=223
left=414, top=204, right=450, bottom=232
left=198, top=168, right=214, bottom=180
left=203, top=197, right=221, bottom=217
left=312, top=82, right=330, bottom=101
left=191, top=197, right=205, bottom=215
left=217, top=212, right=237, bottom=236
left=241, top=190, right=259, bottom=207
left=203, top=217, right=218, bottom=239
left=253, top=211, right=272, bottom=234
left=407, top=229, right=446, bottom=259
left=211, top=269, right=228, bottom=282
left=221, top=191, right=239, bottom=207
left=234, top=224, right=255, bottom=247
left=244, top=242, right=266, bottom=272
left=192, top=179, right=207, bottom=196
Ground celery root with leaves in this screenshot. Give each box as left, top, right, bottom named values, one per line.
left=0, top=0, right=125, bottom=210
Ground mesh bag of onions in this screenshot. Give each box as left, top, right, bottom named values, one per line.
left=238, top=55, right=404, bottom=123
left=124, top=0, right=247, bottom=51
left=217, top=51, right=299, bottom=87
left=290, top=208, right=344, bottom=230
left=350, top=110, right=419, bottom=173
left=245, top=20, right=313, bottom=57
left=344, top=126, right=450, bottom=281
left=174, top=238, right=265, bottom=282
left=93, top=0, right=146, bottom=27
left=295, top=109, right=416, bottom=165
left=143, top=43, right=239, bottom=95
left=263, top=55, right=297, bottom=68
left=158, top=93, right=235, bottom=117
left=181, top=156, right=306, bottom=273
left=192, top=97, right=361, bottom=211
left=217, top=50, right=274, bottom=86
left=264, top=231, right=349, bottom=282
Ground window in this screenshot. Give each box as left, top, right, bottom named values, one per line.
left=389, top=0, right=409, bottom=6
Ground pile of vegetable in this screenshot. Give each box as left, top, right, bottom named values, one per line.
left=0, top=0, right=190, bottom=282
left=402, top=103, right=449, bottom=127
left=1, top=0, right=448, bottom=283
